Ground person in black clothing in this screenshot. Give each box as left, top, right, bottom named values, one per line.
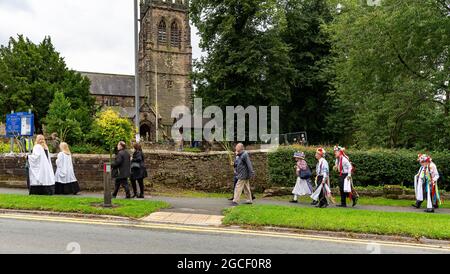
left=112, top=141, right=131, bottom=199
left=130, top=143, right=148, bottom=198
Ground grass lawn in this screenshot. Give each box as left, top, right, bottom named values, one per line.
left=0, top=194, right=170, bottom=219
left=266, top=195, right=450, bottom=209
left=223, top=205, right=450, bottom=240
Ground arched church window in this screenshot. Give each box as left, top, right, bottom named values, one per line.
left=170, top=21, right=181, bottom=48
left=158, top=20, right=167, bottom=44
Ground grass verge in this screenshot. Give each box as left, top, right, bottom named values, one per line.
left=0, top=194, right=170, bottom=218
left=263, top=195, right=450, bottom=209
left=223, top=205, right=450, bottom=240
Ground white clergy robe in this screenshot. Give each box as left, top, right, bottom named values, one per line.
left=28, top=144, right=55, bottom=186
left=55, top=152, right=78, bottom=184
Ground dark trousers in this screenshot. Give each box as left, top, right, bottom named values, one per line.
left=113, top=178, right=131, bottom=198
left=317, top=176, right=328, bottom=207
left=339, top=174, right=349, bottom=206
left=131, top=178, right=145, bottom=197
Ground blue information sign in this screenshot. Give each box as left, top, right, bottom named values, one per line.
left=5, top=112, right=34, bottom=137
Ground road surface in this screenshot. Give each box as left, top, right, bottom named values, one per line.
left=0, top=216, right=448, bottom=254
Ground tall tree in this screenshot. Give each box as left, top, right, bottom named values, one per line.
left=0, top=35, right=95, bottom=134
left=326, top=0, right=450, bottom=149
left=279, top=0, right=334, bottom=143
left=190, top=0, right=294, bottom=109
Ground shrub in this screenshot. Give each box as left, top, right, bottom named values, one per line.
left=268, top=146, right=450, bottom=190
left=91, top=109, right=134, bottom=154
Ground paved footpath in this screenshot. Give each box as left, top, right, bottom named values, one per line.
left=1, top=187, right=449, bottom=217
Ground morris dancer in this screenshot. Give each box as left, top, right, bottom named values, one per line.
left=311, top=148, right=332, bottom=208
left=290, top=152, right=313, bottom=203
left=334, top=146, right=358, bottom=207
left=413, top=154, right=442, bottom=213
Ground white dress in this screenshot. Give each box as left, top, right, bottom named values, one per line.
left=292, top=177, right=313, bottom=196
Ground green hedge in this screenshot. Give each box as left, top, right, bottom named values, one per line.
left=268, top=146, right=450, bottom=190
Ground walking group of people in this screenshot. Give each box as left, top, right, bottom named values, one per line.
left=27, top=135, right=80, bottom=195
left=230, top=144, right=442, bottom=214
left=26, top=136, right=148, bottom=199
left=289, top=146, right=359, bottom=208
left=25, top=135, right=443, bottom=214
left=111, top=141, right=148, bottom=199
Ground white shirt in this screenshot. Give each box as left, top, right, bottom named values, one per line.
left=55, top=152, right=78, bottom=184
left=28, top=144, right=55, bottom=186
left=335, top=156, right=352, bottom=175
left=316, top=158, right=329, bottom=178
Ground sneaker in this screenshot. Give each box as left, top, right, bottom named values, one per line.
left=311, top=200, right=319, bottom=206
left=319, top=203, right=329, bottom=209
left=231, top=202, right=239, bottom=207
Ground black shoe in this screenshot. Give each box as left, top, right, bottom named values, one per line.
left=138, top=194, right=145, bottom=199
left=352, top=197, right=359, bottom=207
left=252, top=196, right=256, bottom=200
left=289, top=200, right=298, bottom=204
left=319, top=203, right=329, bottom=209
left=412, top=202, right=422, bottom=209
left=231, top=202, right=239, bottom=207
left=425, top=208, right=435, bottom=213
left=311, top=200, right=319, bottom=206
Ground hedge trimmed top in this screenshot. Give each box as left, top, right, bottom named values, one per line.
left=268, top=146, right=449, bottom=190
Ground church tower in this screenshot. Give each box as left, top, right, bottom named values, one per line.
left=139, top=0, right=192, bottom=140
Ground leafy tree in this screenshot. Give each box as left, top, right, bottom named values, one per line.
left=44, top=91, right=82, bottom=144
left=91, top=109, right=134, bottom=155
left=190, top=0, right=294, bottom=109
left=0, top=35, right=95, bottom=133
left=279, top=0, right=334, bottom=143
left=326, top=0, right=450, bottom=149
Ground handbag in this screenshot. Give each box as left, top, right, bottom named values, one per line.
left=131, top=162, right=141, bottom=169
left=300, top=166, right=312, bottom=180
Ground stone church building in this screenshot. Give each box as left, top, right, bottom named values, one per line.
left=82, top=0, right=192, bottom=142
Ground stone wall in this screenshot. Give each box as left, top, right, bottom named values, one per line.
left=0, top=151, right=269, bottom=192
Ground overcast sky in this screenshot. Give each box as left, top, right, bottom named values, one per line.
left=0, top=0, right=203, bottom=75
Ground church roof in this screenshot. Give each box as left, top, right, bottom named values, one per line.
left=80, top=71, right=136, bottom=97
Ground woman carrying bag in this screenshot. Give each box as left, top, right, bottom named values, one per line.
left=290, top=152, right=313, bottom=203
left=130, top=143, right=148, bottom=198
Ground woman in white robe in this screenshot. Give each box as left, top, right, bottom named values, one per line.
left=28, top=135, right=55, bottom=195
left=55, top=142, right=80, bottom=195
